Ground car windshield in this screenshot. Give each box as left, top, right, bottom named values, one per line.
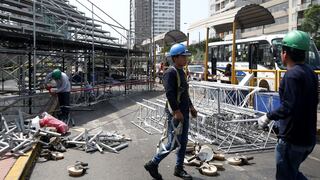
left=272, top=38, right=320, bottom=70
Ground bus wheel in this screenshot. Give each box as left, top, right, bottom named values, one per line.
left=259, top=80, right=270, bottom=91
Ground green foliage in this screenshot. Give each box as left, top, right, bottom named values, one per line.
left=161, top=37, right=222, bottom=55
left=188, top=37, right=222, bottom=63
left=301, top=5, right=320, bottom=49
left=188, top=37, right=222, bottom=54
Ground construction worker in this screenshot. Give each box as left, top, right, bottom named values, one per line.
left=224, top=63, right=232, bottom=77
left=144, top=43, right=197, bottom=180
left=45, top=69, right=71, bottom=121
left=258, top=30, right=318, bottom=180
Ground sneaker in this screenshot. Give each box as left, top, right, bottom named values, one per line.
left=144, top=160, right=163, bottom=180
left=174, top=166, right=192, bottom=180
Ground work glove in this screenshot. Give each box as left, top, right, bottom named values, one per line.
left=258, top=114, right=270, bottom=129
left=45, top=84, right=52, bottom=90
left=173, top=110, right=184, bottom=122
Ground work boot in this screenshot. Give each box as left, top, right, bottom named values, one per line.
left=174, top=165, right=192, bottom=180
left=144, top=160, right=163, bottom=180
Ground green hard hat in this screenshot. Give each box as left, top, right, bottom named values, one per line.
left=282, top=30, right=310, bottom=51
left=52, top=69, right=62, bottom=80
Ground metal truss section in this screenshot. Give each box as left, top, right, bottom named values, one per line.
left=131, top=101, right=163, bottom=135
left=134, top=81, right=278, bottom=154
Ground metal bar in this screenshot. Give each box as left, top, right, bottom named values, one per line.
left=88, top=130, right=102, bottom=143
left=18, top=109, right=25, bottom=133
left=204, top=27, right=209, bottom=81
left=72, top=131, right=85, bottom=141
left=0, top=141, right=10, bottom=155
left=33, top=0, right=36, bottom=92
left=114, top=142, right=128, bottom=151
left=66, top=141, right=86, bottom=145
left=98, top=141, right=118, bottom=153
left=91, top=2, right=95, bottom=87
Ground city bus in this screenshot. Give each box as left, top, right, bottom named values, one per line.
left=208, top=34, right=320, bottom=91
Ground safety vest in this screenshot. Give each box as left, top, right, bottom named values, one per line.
left=166, top=66, right=182, bottom=114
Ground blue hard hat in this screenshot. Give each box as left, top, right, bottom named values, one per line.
left=168, top=43, right=191, bottom=57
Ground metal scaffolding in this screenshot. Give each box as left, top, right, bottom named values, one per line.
left=0, top=0, right=151, bottom=116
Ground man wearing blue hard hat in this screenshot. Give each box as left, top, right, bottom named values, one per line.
left=145, top=43, right=197, bottom=180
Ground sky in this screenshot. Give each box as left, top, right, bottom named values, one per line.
left=69, top=0, right=209, bottom=44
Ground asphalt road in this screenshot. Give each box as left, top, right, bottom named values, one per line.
left=30, top=91, right=320, bottom=180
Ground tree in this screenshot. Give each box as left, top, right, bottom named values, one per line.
left=188, top=37, right=222, bottom=64
left=301, top=5, right=320, bottom=49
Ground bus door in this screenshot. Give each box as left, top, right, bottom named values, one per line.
left=210, top=47, right=218, bottom=76
left=248, top=43, right=259, bottom=78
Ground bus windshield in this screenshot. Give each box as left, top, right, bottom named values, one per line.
left=272, top=38, right=320, bottom=70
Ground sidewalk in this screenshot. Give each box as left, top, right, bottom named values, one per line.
left=0, top=156, right=16, bottom=180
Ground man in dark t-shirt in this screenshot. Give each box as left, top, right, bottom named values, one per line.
left=144, top=44, right=197, bottom=180
left=258, top=30, right=318, bottom=180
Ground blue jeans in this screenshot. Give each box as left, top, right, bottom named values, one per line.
left=275, top=139, right=315, bottom=180
left=152, top=110, right=189, bottom=167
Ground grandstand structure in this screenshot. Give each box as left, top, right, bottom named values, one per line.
left=0, top=0, right=150, bottom=96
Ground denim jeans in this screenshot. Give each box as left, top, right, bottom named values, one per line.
left=57, top=92, right=70, bottom=120
left=275, top=139, right=315, bottom=180
left=152, top=109, right=189, bottom=167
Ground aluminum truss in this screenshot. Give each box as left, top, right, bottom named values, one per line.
left=134, top=81, right=278, bottom=154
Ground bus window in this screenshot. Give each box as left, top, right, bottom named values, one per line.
left=272, top=38, right=320, bottom=70
left=249, top=43, right=258, bottom=70
left=212, top=47, right=219, bottom=60
left=236, top=43, right=249, bottom=62
left=218, top=45, right=224, bottom=62
left=258, top=40, right=274, bottom=69
left=271, top=38, right=283, bottom=69
left=211, top=47, right=218, bottom=75
left=306, top=42, right=320, bottom=69
left=224, top=45, right=232, bottom=62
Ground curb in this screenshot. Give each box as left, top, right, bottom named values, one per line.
left=5, top=143, right=41, bottom=180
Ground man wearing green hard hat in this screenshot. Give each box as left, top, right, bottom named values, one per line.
left=258, top=30, right=318, bottom=180
left=45, top=69, right=71, bottom=122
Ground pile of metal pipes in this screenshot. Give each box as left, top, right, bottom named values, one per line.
left=0, top=112, right=62, bottom=157
left=66, top=129, right=131, bottom=154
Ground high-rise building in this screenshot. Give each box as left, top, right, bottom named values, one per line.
left=131, top=0, right=180, bottom=45
left=202, top=0, right=320, bottom=39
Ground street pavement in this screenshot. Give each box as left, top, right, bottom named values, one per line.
left=30, top=91, right=320, bottom=180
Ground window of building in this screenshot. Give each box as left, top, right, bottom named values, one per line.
left=268, top=2, right=288, bottom=13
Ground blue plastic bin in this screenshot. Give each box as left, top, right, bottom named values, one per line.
left=254, top=92, right=280, bottom=113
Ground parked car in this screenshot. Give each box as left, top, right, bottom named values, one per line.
left=187, top=65, right=204, bottom=81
